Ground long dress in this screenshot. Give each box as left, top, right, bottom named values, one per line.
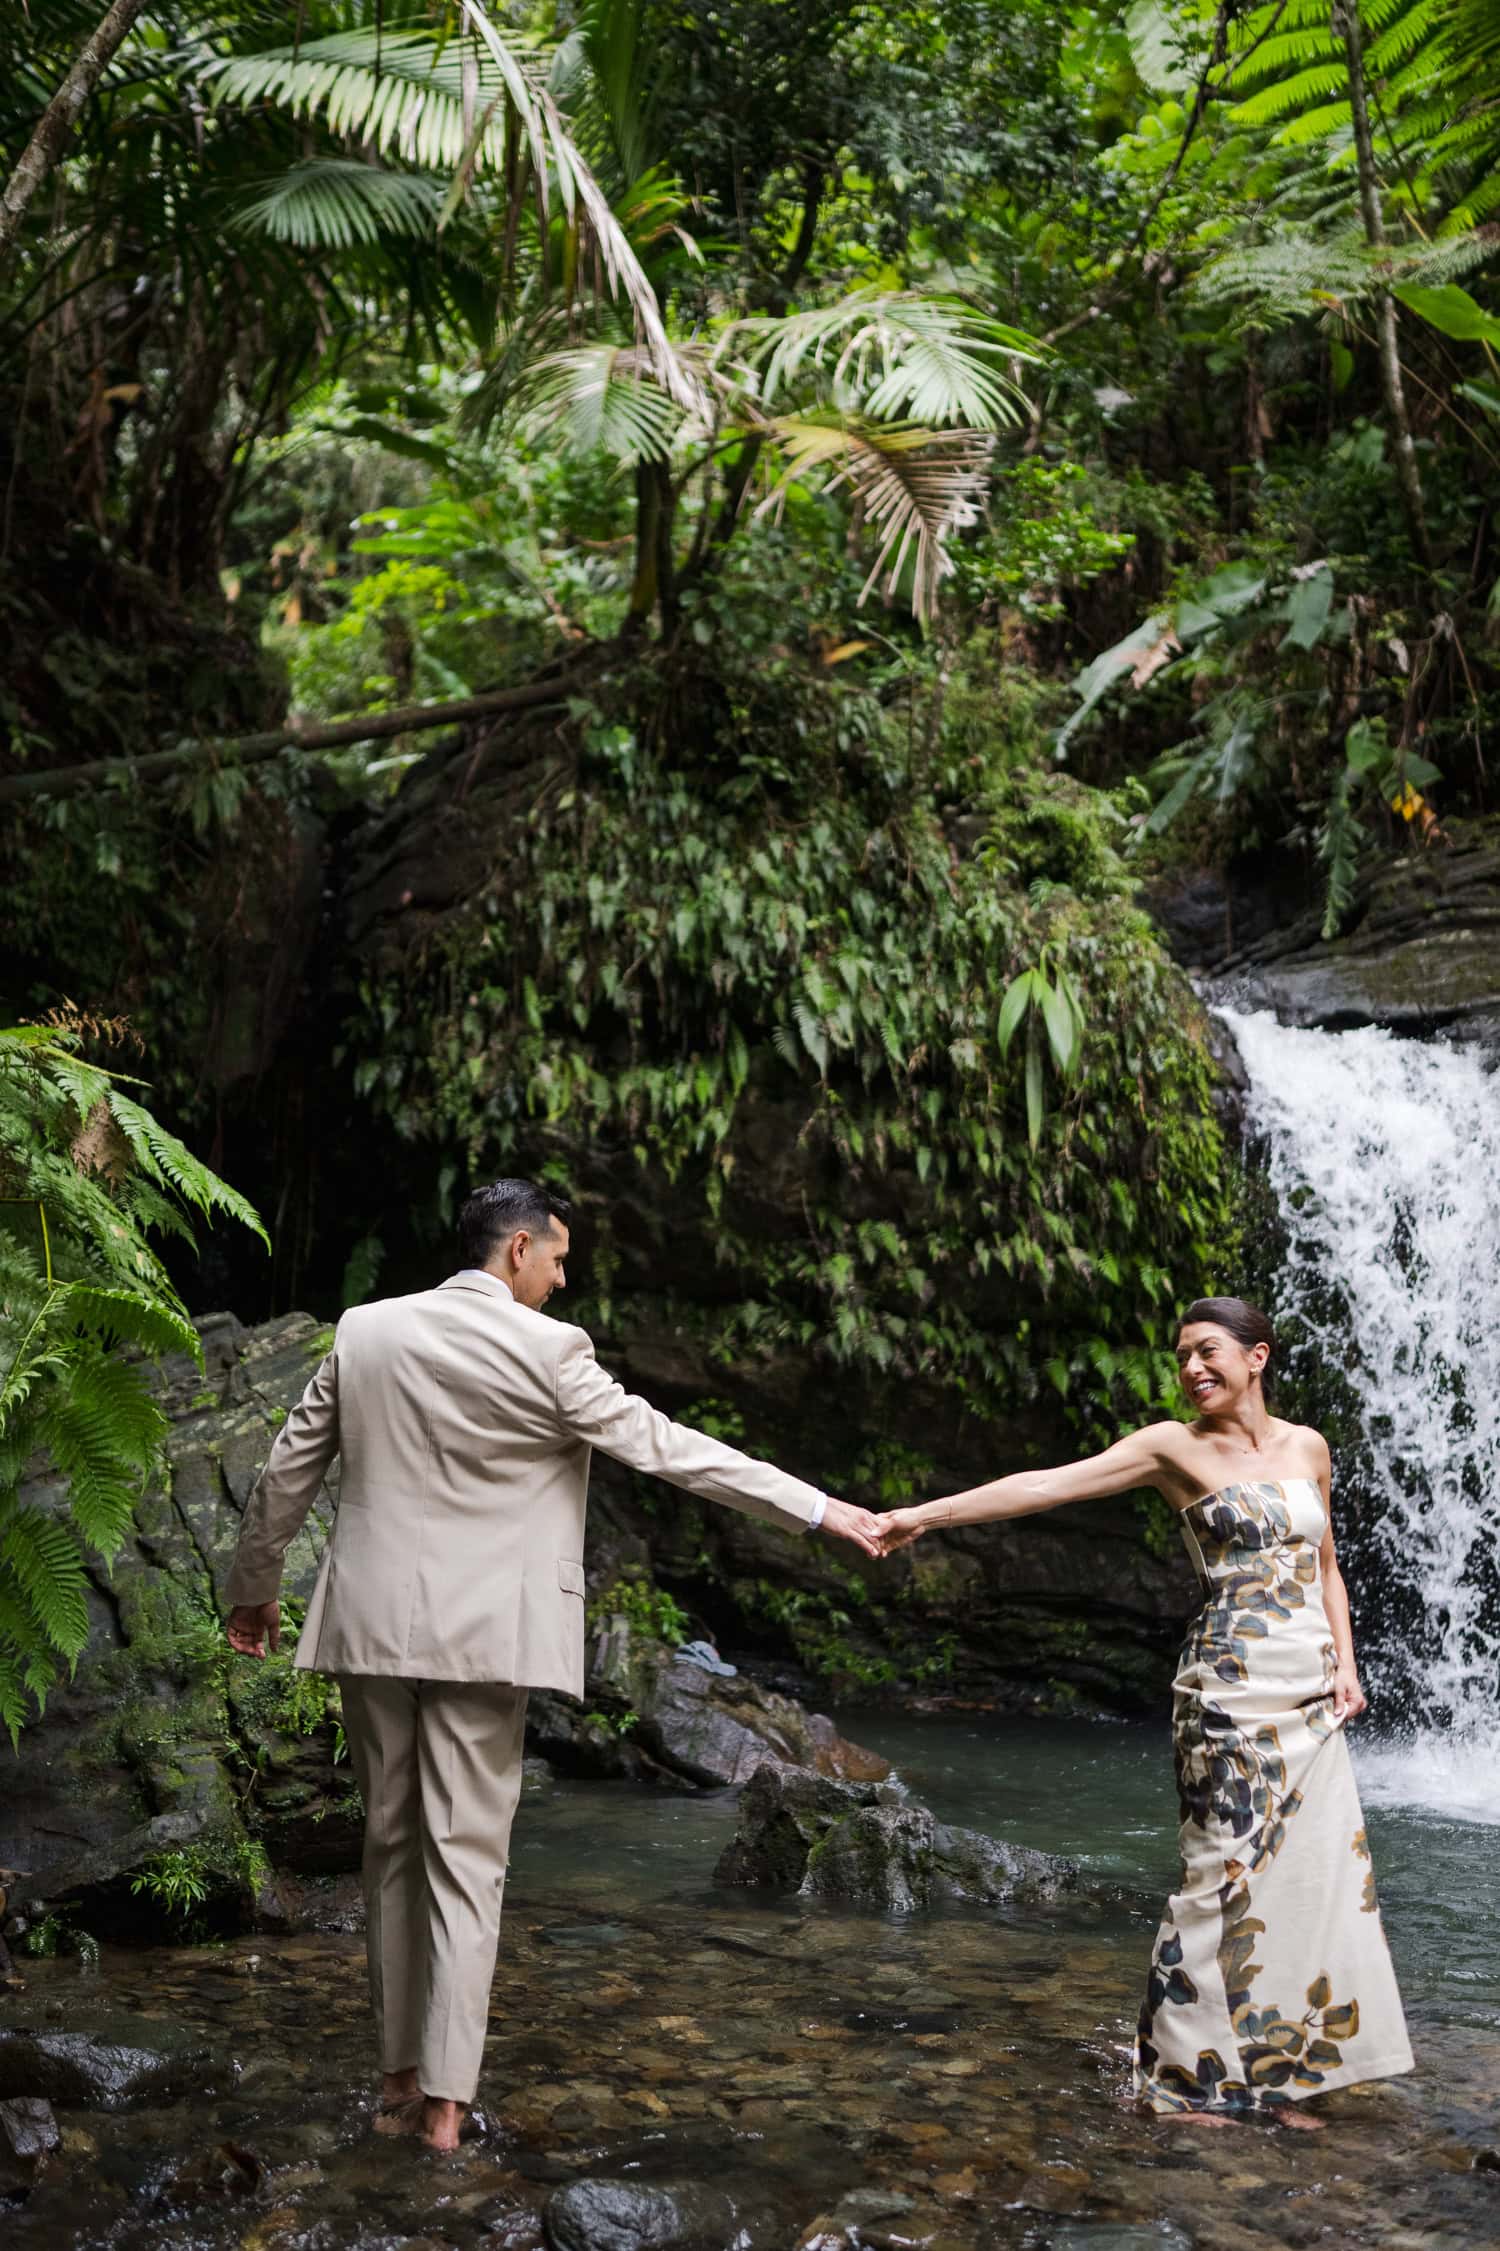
left=1133, top=1477, right=1413, bottom=2114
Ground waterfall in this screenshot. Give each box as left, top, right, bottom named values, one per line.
left=1218, top=1007, right=1500, bottom=1825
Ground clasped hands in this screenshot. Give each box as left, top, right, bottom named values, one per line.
left=818, top=1500, right=933, bottom=1560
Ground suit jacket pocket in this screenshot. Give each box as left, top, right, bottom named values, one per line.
left=557, top=1558, right=586, bottom=1596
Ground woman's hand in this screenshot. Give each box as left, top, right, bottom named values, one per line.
left=1331, top=1663, right=1367, bottom=1722
left=876, top=1507, right=928, bottom=1555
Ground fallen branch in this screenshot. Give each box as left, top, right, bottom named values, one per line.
left=0, top=678, right=576, bottom=805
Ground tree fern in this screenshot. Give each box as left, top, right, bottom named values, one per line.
left=0, top=1016, right=265, bottom=1739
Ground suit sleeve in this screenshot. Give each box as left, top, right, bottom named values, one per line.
left=553, top=1331, right=827, bottom=1533
left=223, top=1340, right=341, bottom=1606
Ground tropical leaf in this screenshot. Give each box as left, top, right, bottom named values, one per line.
left=515, top=342, right=684, bottom=462
left=236, top=160, right=447, bottom=250
left=724, top=291, right=1040, bottom=430
left=761, top=417, right=995, bottom=620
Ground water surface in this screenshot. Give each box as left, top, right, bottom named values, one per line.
left=7, top=1713, right=1496, bottom=2250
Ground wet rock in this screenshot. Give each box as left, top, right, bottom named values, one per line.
left=0, top=2096, right=58, bottom=2194
left=715, top=1764, right=1077, bottom=1909
left=532, top=1630, right=889, bottom=1793
left=480, top=2206, right=547, bottom=2247
left=545, top=2177, right=740, bottom=2251
left=1191, top=820, right=1500, bottom=1048
left=0, top=2020, right=230, bottom=2109
left=157, top=2139, right=263, bottom=2204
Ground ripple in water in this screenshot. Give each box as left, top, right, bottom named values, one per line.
left=1219, top=1008, right=1500, bottom=1818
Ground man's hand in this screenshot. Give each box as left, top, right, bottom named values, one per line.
left=817, top=1499, right=884, bottom=1559
left=875, top=1508, right=927, bottom=1555
left=226, top=1601, right=281, bottom=1658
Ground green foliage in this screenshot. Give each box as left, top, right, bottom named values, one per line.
left=358, top=692, right=1227, bottom=1437
left=129, top=1836, right=270, bottom=1928
left=0, top=1017, right=264, bottom=1739
left=587, top=1566, right=691, bottom=1647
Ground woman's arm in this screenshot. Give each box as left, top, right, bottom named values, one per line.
left=1313, top=1434, right=1367, bottom=1722
left=879, top=1423, right=1187, bottom=1548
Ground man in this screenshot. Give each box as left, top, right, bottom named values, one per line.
left=223, top=1179, right=881, bottom=2152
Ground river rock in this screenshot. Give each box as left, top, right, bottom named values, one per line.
left=544, top=2177, right=740, bottom=2251
left=714, top=1764, right=1077, bottom=1908
left=0, top=2021, right=230, bottom=2109
left=0, top=2096, right=58, bottom=2194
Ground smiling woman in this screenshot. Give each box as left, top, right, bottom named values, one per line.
left=874, top=1294, right=1415, bottom=2121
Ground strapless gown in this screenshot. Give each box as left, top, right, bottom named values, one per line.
left=1133, top=1477, right=1413, bottom=2113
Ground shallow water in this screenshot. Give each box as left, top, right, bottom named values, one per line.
left=6, top=1713, right=1498, bottom=2250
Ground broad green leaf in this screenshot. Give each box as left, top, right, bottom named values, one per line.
left=1394, top=284, right=1500, bottom=348
left=1279, top=566, right=1333, bottom=651
left=1040, top=977, right=1080, bottom=1076
left=997, top=972, right=1034, bottom=1056
left=1025, top=1038, right=1045, bottom=1150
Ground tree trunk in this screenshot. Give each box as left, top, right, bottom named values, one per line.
left=0, top=0, right=147, bottom=264
left=1332, top=0, right=1433, bottom=574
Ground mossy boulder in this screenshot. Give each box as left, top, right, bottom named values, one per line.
left=714, top=1763, right=1077, bottom=1910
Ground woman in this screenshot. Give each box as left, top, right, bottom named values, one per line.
left=877, top=1296, right=1413, bottom=2124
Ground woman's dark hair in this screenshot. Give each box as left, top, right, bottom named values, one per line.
left=1179, top=1296, right=1277, bottom=1401
left=459, top=1179, right=572, bottom=1268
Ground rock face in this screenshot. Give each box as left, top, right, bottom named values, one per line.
left=1150, top=819, right=1500, bottom=1047
left=714, top=1764, right=1077, bottom=1910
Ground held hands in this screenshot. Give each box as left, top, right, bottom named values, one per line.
left=1331, top=1663, right=1367, bottom=1722
left=818, top=1499, right=886, bottom=1558
left=873, top=1507, right=928, bottom=1555
left=226, top=1601, right=281, bottom=1658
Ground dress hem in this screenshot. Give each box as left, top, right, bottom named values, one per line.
left=1135, top=2048, right=1416, bottom=2114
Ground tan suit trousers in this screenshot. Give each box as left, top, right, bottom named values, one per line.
left=338, top=1674, right=528, bottom=2105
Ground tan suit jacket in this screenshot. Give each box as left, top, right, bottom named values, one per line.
left=223, top=1272, right=828, bottom=1695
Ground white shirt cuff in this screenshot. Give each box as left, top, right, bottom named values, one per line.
left=808, top=1494, right=828, bottom=1531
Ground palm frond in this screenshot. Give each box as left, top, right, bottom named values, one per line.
left=724, top=292, right=1040, bottom=430
left=761, top=417, right=995, bottom=621
left=202, top=11, right=706, bottom=418
left=237, top=159, right=446, bottom=249
left=515, top=342, right=684, bottom=462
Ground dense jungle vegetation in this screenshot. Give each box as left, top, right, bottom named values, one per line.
left=3, top=0, right=1499, bottom=1712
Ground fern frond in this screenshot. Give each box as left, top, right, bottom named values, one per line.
left=51, top=1284, right=199, bottom=1362
left=105, top=1092, right=269, bottom=1246
left=0, top=1500, right=90, bottom=1662
left=40, top=1353, right=164, bottom=1559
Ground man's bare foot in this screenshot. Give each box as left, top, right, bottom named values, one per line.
left=419, top=2096, right=463, bottom=2152
left=374, top=2069, right=423, bottom=2136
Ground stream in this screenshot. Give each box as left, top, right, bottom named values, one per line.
left=6, top=1709, right=1497, bottom=2251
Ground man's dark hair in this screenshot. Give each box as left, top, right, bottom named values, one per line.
left=458, top=1179, right=572, bottom=1269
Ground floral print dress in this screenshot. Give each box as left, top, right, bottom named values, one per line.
left=1133, top=1478, right=1413, bottom=2114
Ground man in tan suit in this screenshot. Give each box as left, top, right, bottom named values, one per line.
left=224, top=1179, right=881, bottom=2150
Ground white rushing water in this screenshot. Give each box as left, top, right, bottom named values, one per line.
left=1219, top=1007, right=1500, bottom=1825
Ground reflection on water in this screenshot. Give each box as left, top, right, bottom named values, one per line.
left=5, top=1714, right=1497, bottom=2250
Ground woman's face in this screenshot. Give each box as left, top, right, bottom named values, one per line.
left=1176, top=1321, right=1265, bottom=1414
